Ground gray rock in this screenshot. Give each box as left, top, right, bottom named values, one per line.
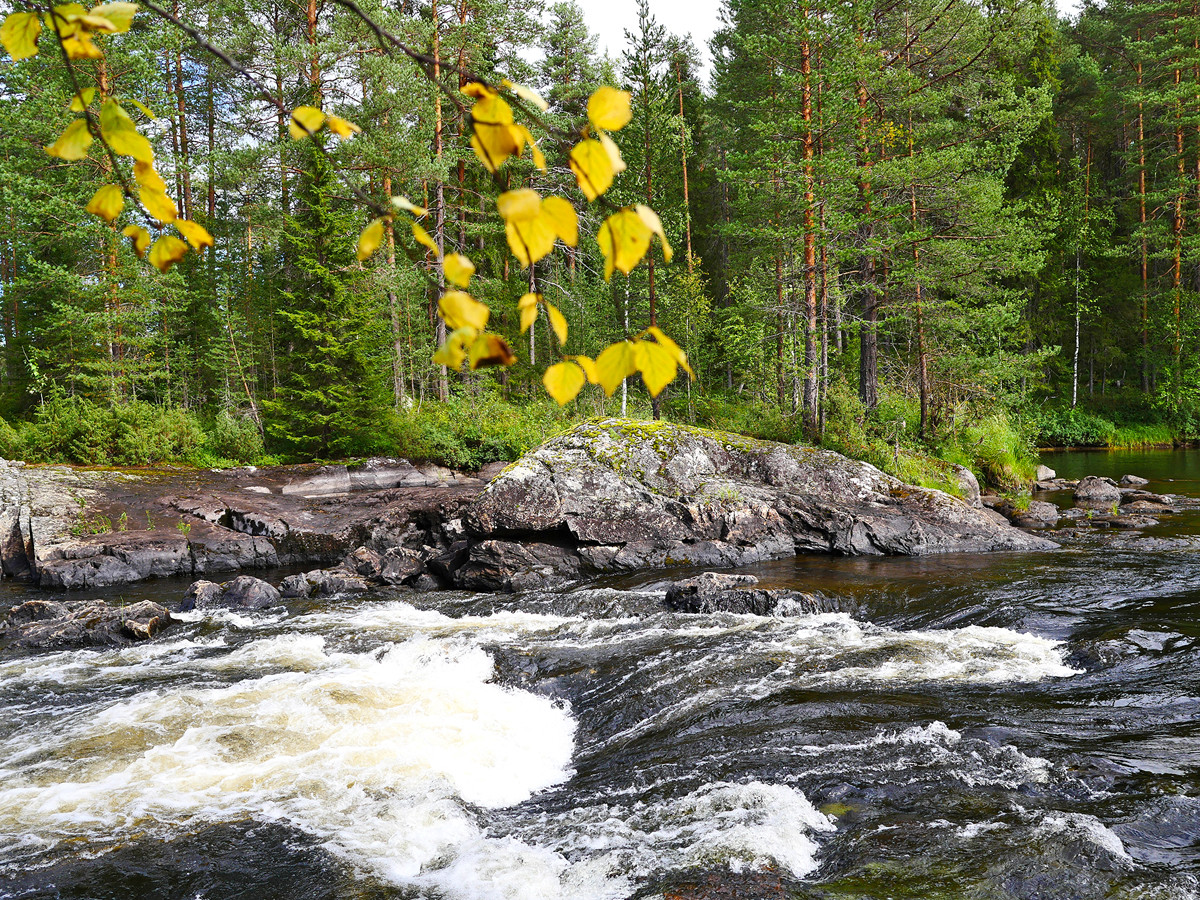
left=343, top=546, right=383, bottom=578
left=1119, top=474, right=1150, bottom=486
left=1036, top=464, right=1057, bottom=481
left=461, top=419, right=1056, bottom=590
left=1121, top=500, right=1173, bottom=514
left=951, top=465, right=982, bottom=508
left=1074, top=475, right=1122, bottom=509
left=453, top=540, right=580, bottom=592
left=1012, top=499, right=1060, bottom=529
left=664, top=573, right=824, bottom=616
left=1120, top=490, right=1173, bottom=505
left=411, top=573, right=442, bottom=592
left=1032, top=480, right=1062, bottom=492
left=2, top=599, right=173, bottom=650
left=180, top=579, right=224, bottom=611
left=380, top=547, right=423, bottom=585
left=220, top=575, right=281, bottom=609
left=279, top=573, right=312, bottom=598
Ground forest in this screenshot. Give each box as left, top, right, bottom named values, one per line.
left=0, top=0, right=1198, bottom=493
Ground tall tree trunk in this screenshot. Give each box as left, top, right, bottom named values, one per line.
left=1137, top=52, right=1150, bottom=394
left=674, top=55, right=693, bottom=272
left=801, top=4, right=819, bottom=432
left=856, top=25, right=878, bottom=411
left=432, top=0, right=448, bottom=401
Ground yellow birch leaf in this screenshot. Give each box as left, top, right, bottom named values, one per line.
left=356, top=218, right=384, bottom=261
left=433, top=327, right=475, bottom=370
left=45, top=118, right=92, bottom=160
left=594, top=341, right=638, bottom=396
left=597, top=208, right=652, bottom=280
left=520, top=303, right=538, bottom=333
left=529, top=137, right=546, bottom=171
left=439, top=291, right=489, bottom=331
left=634, top=339, right=677, bottom=397
left=100, top=99, right=153, bottom=162
left=175, top=219, right=214, bottom=250
left=505, top=217, right=555, bottom=268
left=127, top=98, right=155, bottom=119
left=75, top=13, right=117, bottom=31
left=541, top=196, right=578, bottom=247
left=391, top=196, right=427, bottom=216
left=86, top=183, right=123, bottom=222
left=133, top=160, right=165, bottom=192
left=289, top=106, right=324, bottom=140
left=89, top=2, right=137, bottom=32
left=326, top=116, right=361, bottom=138
left=1, top=12, right=41, bottom=60
left=139, top=186, right=177, bottom=223
left=122, top=223, right=149, bottom=257
left=471, top=91, right=513, bottom=125
left=588, top=86, right=632, bottom=131
left=502, top=78, right=549, bottom=111
left=497, top=188, right=541, bottom=223
left=517, top=292, right=540, bottom=310
left=572, top=355, right=599, bottom=384
left=543, top=361, right=585, bottom=405
left=546, top=302, right=568, bottom=346
left=598, top=131, right=627, bottom=175
left=49, top=4, right=87, bottom=39
left=62, top=33, right=102, bottom=58
left=412, top=221, right=439, bottom=255
left=444, top=253, right=475, bottom=288
left=468, top=333, right=516, bottom=370
left=148, top=234, right=188, bottom=272
left=471, top=123, right=520, bottom=173
left=69, top=87, right=95, bottom=111
left=569, top=139, right=614, bottom=201
left=635, top=204, right=674, bottom=263
left=460, top=81, right=496, bottom=99
left=646, top=325, right=695, bottom=378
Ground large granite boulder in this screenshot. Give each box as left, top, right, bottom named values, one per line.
left=452, top=419, right=1056, bottom=590
left=1, top=598, right=174, bottom=650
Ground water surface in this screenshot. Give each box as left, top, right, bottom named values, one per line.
left=1, top=450, right=1198, bottom=899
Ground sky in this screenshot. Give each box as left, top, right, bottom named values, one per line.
left=576, top=0, right=1085, bottom=81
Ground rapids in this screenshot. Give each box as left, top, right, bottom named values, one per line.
left=1, top=449, right=1198, bottom=899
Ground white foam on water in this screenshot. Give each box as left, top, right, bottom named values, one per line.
left=0, top=633, right=578, bottom=895
left=1036, top=812, right=1132, bottom=862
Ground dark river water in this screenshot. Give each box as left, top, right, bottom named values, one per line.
left=1, top=451, right=1198, bottom=899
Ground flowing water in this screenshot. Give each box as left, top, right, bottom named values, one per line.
left=1, top=450, right=1199, bottom=899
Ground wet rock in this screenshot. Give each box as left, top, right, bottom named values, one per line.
left=279, top=573, right=311, bottom=599
left=463, top=420, right=1056, bottom=590
left=1120, top=489, right=1173, bottom=505
left=660, top=870, right=790, bottom=900
left=180, top=579, right=224, bottom=611
left=664, top=572, right=821, bottom=616
left=36, top=554, right=143, bottom=591
left=281, top=567, right=371, bottom=598
left=1121, top=499, right=1173, bottom=514
left=1036, top=464, right=1057, bottom=481
left=1011, top=499, right=1060, bottom=529
left=380, top=547, right=423, bottom=585
left=411, top=573, right=442, bottom=592
left=1032, top=480, right=1061, bottom=492
left=342, top=546, right=383, bottom=578
left=1, top=598, right=173, bottom=649
left=1074, top=476, right=1122, bottom=509
left=951, top=465, right=982, bottom=508
left=220, top=575, right=282, bottom=609
left=1119, top=474, right=1149, bottom=486
left=453, top=540, right=580, bottom=592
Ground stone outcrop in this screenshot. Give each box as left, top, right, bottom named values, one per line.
left=446, top=419, right=1057, bottom=591
left=663, top=572, right=826, bottom=617
left=0, top=458, right=487, bottom=590
left=1, top=598, right=174, bottom=649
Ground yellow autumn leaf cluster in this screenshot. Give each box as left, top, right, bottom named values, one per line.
left=597, top=205, right=673, bottom=280
left=288, top=106, right=361, bottom=141
left=517, top=293, right=568, bottom=345
left=495, top=189, right=578, bottom=267
left=463, top=83, right=545, bottom=173
left=434, top=292, right=514, bottom=371
left=4, top=3, right=140, bottom=61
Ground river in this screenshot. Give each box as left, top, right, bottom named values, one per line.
left=0, top=450, right=1197, bottom=899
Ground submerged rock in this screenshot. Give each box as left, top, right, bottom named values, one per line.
left=1119, top=474, right=1149, bottom=486
left=1, top=598, right=173, bottom=649
left=454, top=419, right=1056, bottom=591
